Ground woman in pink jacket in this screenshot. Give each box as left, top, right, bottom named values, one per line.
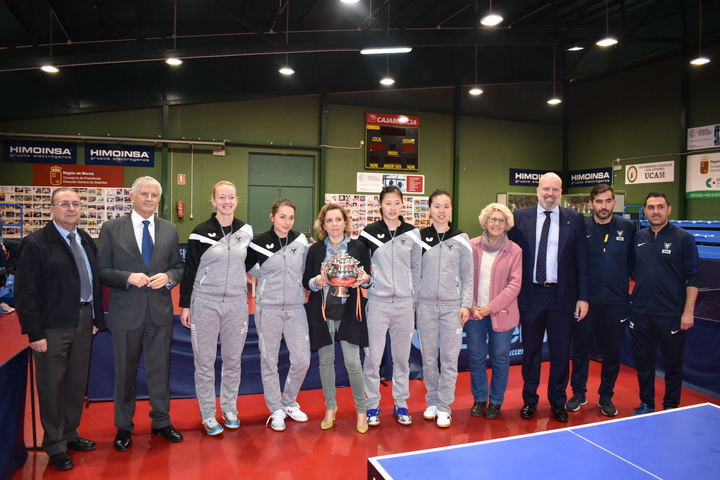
left=466, top=202, right=522, bottom=420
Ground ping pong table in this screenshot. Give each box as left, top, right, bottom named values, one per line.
left=368, top=403, right=720, bottom=480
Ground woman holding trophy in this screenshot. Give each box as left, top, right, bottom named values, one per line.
left=359, top=185, right=422, bottom=427
left=246, top=199, right=311, bottom=433
left=304, top=204, right=371, bottom=433
left=416, top=190, right=473, bottom=428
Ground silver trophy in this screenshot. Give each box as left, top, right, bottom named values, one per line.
left=323, top=250, right=362, bottom=298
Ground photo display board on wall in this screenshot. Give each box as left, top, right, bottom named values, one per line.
left=324, top=193, right=430, bottom=238
left=0, top=185, right=133, bottom=238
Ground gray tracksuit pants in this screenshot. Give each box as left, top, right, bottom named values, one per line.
left=190, top=295, right=248, bottom=420
left=255, top=305, right=311, bottom=413
left=363, top=298, right=415, bottom=410
left=416, top=303, right=464, bottom=414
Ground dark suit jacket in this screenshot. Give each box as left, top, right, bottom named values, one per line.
left=97, top=214, right=184, bottom=330
left=508, top=205, right=589, bottom=315
left=15, top=222, right=106, bottom=342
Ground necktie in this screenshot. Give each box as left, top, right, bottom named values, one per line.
left=142, top=220, right=154, bottom=267
left=67, top=232, right=92, bottom=300
left=536, top=211, right=552, bottom=284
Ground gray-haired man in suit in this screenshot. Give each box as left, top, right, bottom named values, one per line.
left=98, top=176, right=184, bottom=451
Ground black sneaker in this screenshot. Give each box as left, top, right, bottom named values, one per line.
left=598, top=399, right=618, bottom=417
left=565, top=394, right=587, bottom=412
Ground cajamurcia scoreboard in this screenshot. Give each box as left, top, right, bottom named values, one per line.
left=365, top=113, right=420, bottom=171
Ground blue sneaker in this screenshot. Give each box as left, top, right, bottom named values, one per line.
left=222, top=412, right=241, bottom=429
left=202, top=417, right=224, bottom=436
left=393, top=406, right=412, bottom=425
left=367, top=408, right=382, bottom=427
left=632, top=403, right=655, bottom=416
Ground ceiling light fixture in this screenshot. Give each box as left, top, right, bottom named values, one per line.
left=690, top=0, right=711, bottom=65
left=279, top=1, right=295, bottom=75
left=340, top=0, right=360, bottom=3
left=380, top=54, right=395, bottom=85
left=480, top=0, right=503, bottom=26
left=547, top=46, right=562, bottom=105
left=596, top=0, right=618, bottom=47
left=40, top=9, right=60, bottom=73
left=166, top=2, right=183, bottom=66
left=567, top=46, right=584, bottom=52
left=360, top=47, right=412, bottom=55
left=469, top=45, right=483, bottom=96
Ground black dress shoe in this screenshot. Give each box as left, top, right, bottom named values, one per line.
left=67, top=437, right=96, bottom=452
left=152, top=425, right=184, bottom=442
left=114, top=429, right=132, bottom=452
left=470, top=401, right=488, bottom=417
left=520, top=402, right=537, bottom=419
left=485, top=403, right=502, bottom=419
left=551, top=405, right=569, bottom=422
left=49, top=452, right=73, bottom=471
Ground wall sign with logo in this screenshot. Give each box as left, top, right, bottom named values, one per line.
left=33, top=164, right=125, bottom=187
left=365, top=113, right=420, bottom=171
left=567, top=167, right=613, bottom=188
left=85, top=143, right=155, bottom=167
left=686, top=153, right=720, bottom=199
left=3, top=140, right=77, bottom=164
left=687, top=124, right=720, bottom=151
left=625, top=161, right=675, bottom=184
left=509, top=168, right=562, bottom=187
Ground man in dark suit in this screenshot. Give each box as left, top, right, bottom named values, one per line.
left=508, top=172, right=589, bottom=422
left=15, top=187, right=107, bottom=470
left=98, top=176, right=184, bottom=451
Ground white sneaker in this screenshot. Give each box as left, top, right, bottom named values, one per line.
left=222, top=411, right=240, bottom=429
left=283, top=406, right=309, bottom=422
left=266, top=409, right=287, bottom=432
left=436, top=411, right=451, bottom=428
left=202, top=417, right=224, bottom=436
left=423, top=406, right=438, bottom=420
left=367, top=408, right=381, bottom=426
left=393, top=406, right=413, bottom=426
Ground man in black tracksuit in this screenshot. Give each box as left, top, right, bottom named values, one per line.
left=566, top=184, right=635, bottom=417
left=629, top=192, right=700, bottom=415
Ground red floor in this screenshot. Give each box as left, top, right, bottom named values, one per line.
left=3, top=309, right=719, bottom=480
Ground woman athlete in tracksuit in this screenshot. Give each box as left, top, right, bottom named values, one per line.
left=246, top=198, right=310, bottom=432
left=359, top=185, right=422, bottom=427
left=416, top=190, right=473, bottom=428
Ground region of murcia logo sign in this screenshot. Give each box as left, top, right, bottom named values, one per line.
left=50, top=166, right=63, bottom=186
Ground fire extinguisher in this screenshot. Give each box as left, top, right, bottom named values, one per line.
left=177, top=200, right=185, bottom=218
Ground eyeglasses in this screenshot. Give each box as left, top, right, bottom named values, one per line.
left=487, top=216, right=506, bottom=224
left=53, top=201, right=82, bottom=208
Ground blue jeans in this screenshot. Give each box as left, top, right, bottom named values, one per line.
left=465, top=318, right=513, bottom=404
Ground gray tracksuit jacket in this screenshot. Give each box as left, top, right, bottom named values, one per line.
left=246, top=229, right=308, bottom=309
left=179, top=213, right=253, bottom=306
left=359, top=218, right=422, bottom=304
left=417, top=225, right=474, bottom=308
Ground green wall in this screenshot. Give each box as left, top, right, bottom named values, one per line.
left=3, top=43, right=719, bottom=244
left=567, top=45, right=720, bottom=220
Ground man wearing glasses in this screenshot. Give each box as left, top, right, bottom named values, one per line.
left=508, top=172, right=589, bottom=422
left=15, top=188, right=107, bottom=470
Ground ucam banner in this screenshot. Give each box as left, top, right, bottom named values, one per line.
left=686, top=153, right=720, bottom=199
left=625, top=161, right=675, bottom=184
left=567, top=167, right=613, bottom=188
left=85, top=143, right=155, bottom=167
left=3, top=140, right=77, bottom=164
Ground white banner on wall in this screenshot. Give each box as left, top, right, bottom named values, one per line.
left=687, top=124, right=720, bottom=151
left=356, top=172, right=425, bottom=194
left=625, top=161, right=675, bottom=184
left=686, top=153, right=720, bottom=199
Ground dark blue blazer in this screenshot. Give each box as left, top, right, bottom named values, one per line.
left=508, top=205, right=589, bottom=314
